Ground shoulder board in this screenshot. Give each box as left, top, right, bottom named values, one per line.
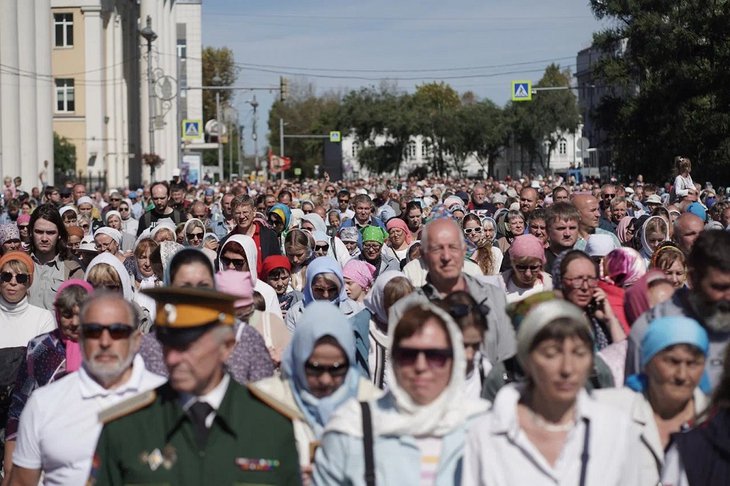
left=247, top=383, right=305, bottom=422
left=98, top=389, right=157, bottom=424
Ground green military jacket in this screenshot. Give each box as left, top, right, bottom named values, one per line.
left=88, top=379, right=301, bottom=486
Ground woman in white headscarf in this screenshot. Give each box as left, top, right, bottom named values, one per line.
left=639, top=215, right=670, bottom=266
left=314, top=294, right=488, bottom=485
left=301, top=213, right=351, bottom=268
left=182, top=218, right=216, bottom=262
left=218, top=234, right=282, bottom=319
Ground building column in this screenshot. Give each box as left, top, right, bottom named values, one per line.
left=35, top=0, right=53, bottom=186
left=0, top=0, right=20, bottom=178
left=83, top=5, right=104, bottom=181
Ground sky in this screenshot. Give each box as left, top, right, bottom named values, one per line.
left=201, top=0, right=607, bottom=156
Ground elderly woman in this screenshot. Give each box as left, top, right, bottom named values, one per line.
left=463, top=213, right=502, bottom=276
left=314, top=295, right=488, bottom=485
left=250, top=302, right=381, bottom=484
left=463, top=300, right=641, bottom=485
left=359, top=226, right=400, bottom=278
left=138, top=248, right=275, bottom=384
left=0, top=223, right=22, bottom=255
left=338, top=227, right=362, bottom=258
left=262, top=255, right=303, bottom=318
left=218, top=234, right=282, bottom=319
left=663, top=343, right=730, bottom=486
left=501, top=234, right=553, bottom=304
left=384, top=218, right=412, bottom=263
left=3, top=280, right=92, bottom=477
left=496, top=209, right=525, bottom=257
left=285, top=256, right=360, bottom=332
left=104, top=210, right=134, bottom=252
left=595, top=316, right=709, bottom=486
left=93, top=227, right=126, bottom=263
left=0, top=252, right=56, bottom=462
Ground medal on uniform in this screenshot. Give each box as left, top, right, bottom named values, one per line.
left=139, top=445, right=177, bottom=471
left=235, top=457, right=280, bottom=472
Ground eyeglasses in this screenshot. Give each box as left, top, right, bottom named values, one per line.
left=221, top=256, right=247, bottom=271
left=18, top=225, right=28, bottom=230
left=80, top=323, right=135, bottom=340
left=602, top=193, right=617, bottom=199
left=304, top=361, right=349, bottom=377
left=325, top=188, right=336, bottom=194
left=363, top=243, right=381, bottom=251
left=563, top=276, right=599, bottom=289
left=515, top=264, right=542, bottom=273
left=110, top=197, right=122, bottom=202
left=463, top=227, right=483, bottom=235
left=315, top=244, right=330, bottom=252
left=0, top=272, right=29, bottom=284
left=186, top=232, right=204, bottom=240
left=119, top=207, right=130, bottom=212
left=392, top=347, right=453, bottom=368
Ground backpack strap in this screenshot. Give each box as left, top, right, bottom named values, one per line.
left=360, top=401, right=376, bottom=486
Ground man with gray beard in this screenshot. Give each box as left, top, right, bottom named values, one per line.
left=626, top=230, right=730, bottom=388
left=8, top=293, right=164, bottom=486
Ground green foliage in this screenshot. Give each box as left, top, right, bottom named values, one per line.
left=53, top=132, right=76, bottom=175
left=589, top=0, right=730, bottom=182
left=506, top=64, right=580, bottom=174
left=201, top=46, right=237, bottom=124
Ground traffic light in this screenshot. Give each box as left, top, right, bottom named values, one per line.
left=280, top=76, right=288, bottom=102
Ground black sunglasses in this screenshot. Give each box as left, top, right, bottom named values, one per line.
left=0, top=272, right=29, bottom=284
left=80, top=323, right=135, bottom=340
left=392, top=347, right=453, bottom=368
left=315, top=244, right=330, bottom=252
left=304, top=361, right=349, bottom=377
left=186, top=232, right=204, bottom=240
left=221, top=256, right=247, bottom=270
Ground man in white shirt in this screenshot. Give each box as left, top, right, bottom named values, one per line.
left=9, top=293, right=165, bottom=486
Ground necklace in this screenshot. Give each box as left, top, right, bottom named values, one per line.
left=527, top=408, right=576, bottom=433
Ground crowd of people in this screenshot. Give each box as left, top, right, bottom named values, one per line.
left=0, top=154, right=729, bottom=485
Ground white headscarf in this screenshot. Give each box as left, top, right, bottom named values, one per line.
left=93, top=227, right=122, bottom=245
left=364, top=270, right=406, bottom=324
left=84, top=252, right=134, bottom=301
left=325, top=293, right=488, bottom=438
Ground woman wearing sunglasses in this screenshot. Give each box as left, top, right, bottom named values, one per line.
left=3, top=280, right=92, bottom=478
left=463, top=213, right=502, bottom=276
left=182, top=218, right=215, bottom=261
left=463, top=300, right=640, bottom=485
left=0, top=252, right=56, bottom=461
left=217, top=235, right=282, bottom=319
left=250, top=302, right=381, bottom=486
left=502, top=235, right=553, bottom=304
left=314, top=294, right=488, bottom=485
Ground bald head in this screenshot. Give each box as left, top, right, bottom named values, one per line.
left=673, top=212, right=705, bottom=255
left=422, top=218, right=466, bottom=286
left=519, top=188, right=538, bottom=215
left=572, top=194, right=600, bottom=233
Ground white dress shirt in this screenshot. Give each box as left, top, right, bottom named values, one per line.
left=13, top=355, right=166, bottom=486
left=180, top=373, right=230, bottom=428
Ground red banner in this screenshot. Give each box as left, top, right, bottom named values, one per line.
left=268, top=149, right=291, bottom=173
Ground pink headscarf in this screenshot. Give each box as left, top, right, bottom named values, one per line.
left=604, top=247, right=646, bottom=288
left=616, top=216, right=634, bottom=244
left=55, top=279, right=93, bottom=372
left=624, top=270, right=669, bottom=324
left=342, top=260, right=376, bottom=290
left=508, top=234, right=546, bottom=263
left=386, top=218, right=413, bottom=245
left=215, top=270, right=254, bottom=309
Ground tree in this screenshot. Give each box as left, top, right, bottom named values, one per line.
left=201, top=47, right=237, bottom=125
left=53, top=132, right=76, bottom=175
left=449, top=100, right=507, bottom=177
left=589, top=1, right=730, bottom=182
left=507, top=64, right=580, bottom=174
left=412, top=82, right=461, bottom=175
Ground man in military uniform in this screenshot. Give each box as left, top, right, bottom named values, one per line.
left=88, top=287, right=301, bottom=485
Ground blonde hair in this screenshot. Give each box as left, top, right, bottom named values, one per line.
left=86, top=263, right=122, bottom=288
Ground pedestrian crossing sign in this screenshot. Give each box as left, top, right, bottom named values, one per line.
left=512, top=81, right=532, bottom=102
left=182, top=119, right=202, bottom=141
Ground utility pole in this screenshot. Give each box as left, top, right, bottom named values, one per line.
left=139, top=16, right=157, bottom=180
left=250, top=96, right=259, bottom=178
left=279, top=118, right=285, bottom=181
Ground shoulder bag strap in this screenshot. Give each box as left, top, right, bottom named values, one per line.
left=578, top=417, right=590, bottom=486
left=360, top=401, right=376, bottom=486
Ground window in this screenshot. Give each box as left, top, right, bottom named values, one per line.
left=55, top=79, right=75, bottom=112
left=421, top=143, right=433, bottom=158
left=351, top=141, right=360, bottom=158
left=407, top=141, right=417, bottom=159
left=559, top=138, right=567, bottom=155
left=177, top=39, right=187, bottom=59
left=54, top=13, right=73, bottom=47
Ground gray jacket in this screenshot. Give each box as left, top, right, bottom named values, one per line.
left=391, top=273, right=517, bottom=364
left=626, top=287, right=730, bottom=388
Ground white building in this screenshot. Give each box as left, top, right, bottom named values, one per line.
left=138, top=0, right=203, bottom=186
left=0, top=0, right=55, bottom=186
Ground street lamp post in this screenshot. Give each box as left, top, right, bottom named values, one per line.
left=139, top=16, right=157, bottom=180
left=212, top=75, right=223, bottom=182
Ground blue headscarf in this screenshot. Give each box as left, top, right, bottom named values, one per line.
left=268, top=203, right=291, bottom=229
left=625, top=316, right=710, bottom=393
left=282, top=301, right=361, bottom=436
left=302, top=256, right=347, bottom=305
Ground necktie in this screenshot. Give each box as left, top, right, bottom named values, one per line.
left=189, top=401, right=214, bottom=448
